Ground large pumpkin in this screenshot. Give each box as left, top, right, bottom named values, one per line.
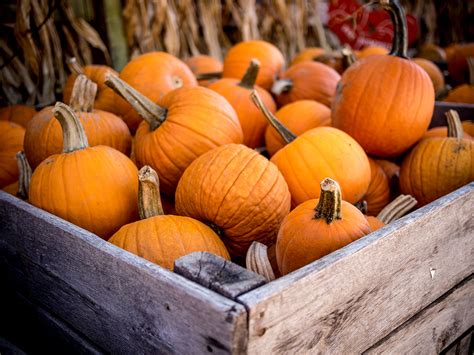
left=222, top=40, right=285, bottom=90
left=0, top=104, right=36, bottom=128
left=0, top=121, right=25, bottom=188
left=109, top=165, right=229, bottom=270
left=412, top=58, right=445, bottom=94
left=29, top=103, right=139, bottom=239
left=399, top=110, right=474, bottom=206
left=185, top=55, right=223, bottom=87
left=2, top=151, right=31, bottom=200
left=105, top=74, right=243, bottom=196
left=364, top=158, right=391, bottom=216
left=208, top=59, right=276, bottom=148
left=445, top=57, right=474, bottom=104
left=175, top=144, right=291, bottom=257
left=332, top=0, right=434, bottom=157
left=276, top=178, right=371, bottom=275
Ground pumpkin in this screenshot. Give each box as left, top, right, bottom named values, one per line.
left=252, top=90, right=370, bottom=206
left=0, top=121, right=25, bottom=188
left=462, top=121, right=474, bottom=136
left=114, top=52, right=197, bottom=132
left=364, top=158, right=391, bottom=216
left=332, top=0, right=434, bottom=157
left=105, top=74, right=243, bottom=196
left=447, top=43, right=474, bottom=86
left=417, top=44, right=446, bottom=62
left=265, top=100, right=331, bottom=156
left=399, top=110, right=474, bottom=206
left=445, top=44, right=461, bottom=63
left=290, top=47, right=326, bottom=66
left=2, top=151, right=31, bottom=200
left=0, top=104, right=36, bottom=128
left=271, top=61, right=340, bottom=107
left=366, top=194, right=417, bottom=231
left=185, top=55, right=223, bottom=87
left=374, top=158, right=400, bottom=198
left=276, top=178, right=371, bottom=275
left=208, top=59, right=276, bottom=148
left=356, top=45, right=389, bottom=59
left=24, top=75, right=132, bottom=169
left=29, top=102, right=139, bottom=239
left=222, top=40, right=285, bottom=90
left=175, top=143, right=291, bottom=257
left=412, top=58, right=445, bottom=94
left=445, top=57, right=474, bottom=104
left=109, top=165, right=229, bottom=270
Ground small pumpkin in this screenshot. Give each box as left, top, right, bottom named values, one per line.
left=445, top=57, right=474, bottom=104
left=356, top=45, right=389, bottom=59
left=364, top=158, right=391, bottom=216
left=29, top=102, right=139, bottom=239
left=208, top=59, right=276, bottom=148
left=399, top=110, right=474, bottom=206
left=3, top=151, right=31, bottom=200
left=290, top=47, right=326, bottom=66
left=222, top=40, right=285, bottom=90
left=0, top=104, right=36, bottom=128
left=276, top=178, right=371, bottom=275
left=412, top=58, right=445, bottom=94
left=265, top=100, right=331, bottom=156
left=417, top=44, right=446, bottom=63
left=175, top=143, right=291, bottom=257
left=271, top=61, right=340, bottom=108
left=109, top=165, right=229, bottom=270
left=0, top=121, right=25, bottom=188
left=366, top=194, right=417, bottom=231
left=185, top=55, right=223, bottom=87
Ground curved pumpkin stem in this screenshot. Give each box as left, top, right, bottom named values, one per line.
left=246, top=241, right=275, bottom=281
left=195, top=71, right=222, bottom=81
left=446, top=110, right=464, bottom=139
left=67, top=57, right=85, bottom=75
left=104, top=73, right=167, bottom=131
left=53, top=102, right=89, bottom=153
left=314, top=178, right=342, bottom=224
left=377, top=194, right=417, bottom=223
left=377, top=0, right=408, bottom=59
left=239, top=59, right=260, bottom=89
left=250, top=90, right=296, bottom=144
left=69, top=74, right=97, bottom=112
left=138, top=165, right=164, bottom=219
left=16, top=151, right=32, bottom=200
left=271, top=79, right=293, bottom=96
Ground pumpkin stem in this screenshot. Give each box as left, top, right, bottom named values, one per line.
left=467, top=57, right=474, bottom=86
left=354, top=200, right=368, bottom=214
left=446, top=110, right=464, bottom=139
left=53, top=102, right=89, bottom=153
left=377, top=194, right=417, bottom=223
left=67, top=57, right=85, bottom=75
left=239, top=59, right=260, bottom=89
left=250, top=90, right=296, bottom=144
left=104, top=73, right=167, bottom=131
left=246, top=241, right=275, bottom=281
left=341, top=45, right=357, bottom=69
left=195, top=71, right=222, bottom=81
left=138, top=165, right=164, bottom=219
left=16, top=151, right=32, bottom=200
left=69, top=74, right=97, bottom=112
left=271, top=79, right=293, bottom=96
left=314, top=178, right=342, bottom=224
left=377, top=0, right=408, bottom=59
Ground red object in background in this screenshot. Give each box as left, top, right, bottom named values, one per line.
left=328, top=0, right=418, bottom=50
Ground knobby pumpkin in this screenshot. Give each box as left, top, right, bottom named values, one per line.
left=366, top=194, right=417, bottom=231
left=0, top=104, right=36, bottom=128
left=0, top=121, right=25, bottom=188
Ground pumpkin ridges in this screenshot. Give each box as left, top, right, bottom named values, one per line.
left=0, top=121, right=25, bottom=187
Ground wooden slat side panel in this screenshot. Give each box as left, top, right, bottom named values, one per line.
left=0, top=192, right=248, bottom=355
left=365, top=275, right=473, bottom=354
left=239, top=183, right=474, bottom=354
left=431, top=102, right=474, bottom=127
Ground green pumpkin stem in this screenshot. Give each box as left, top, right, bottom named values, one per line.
left=138, top=165, right=164, bottom=219
left=271, top=79, right=293, bottom=96
left=377, top=194, right=416, bottom=223
left=378, top=0, right=408, bottom=59
left=16, top=151, right=32, bottom=200
left=67, top=57, right=85, bottom=75
left=250, top=90, right=296, bottom=144
left=104, top=73, right=167, bottom=131
left=53, top=102, right=89, bottom=153
left=69, top=74, right=97, bottom=112
left=239, top=59, right=260, bottom=89
left=446, top=110, right=464, bottom=140
left=314, top=178, right=342, bottom=224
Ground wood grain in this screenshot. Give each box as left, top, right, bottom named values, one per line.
left=239, top=183, right=473, bottom=354
left=0, top=191, right=248, bottom=354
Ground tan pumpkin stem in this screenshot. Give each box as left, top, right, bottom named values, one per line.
left=250, top=90, right=296, bottom=144
left=239, top=59, right=260, bottom=89
left=53, top=102, right=89, bottom=153
left=314, top=178, right=342, bottom=224
left=377, top=0, right=408, bottom=59
left=104, top=73, right=167, bottom=131
left=246, top=241, right=275, bottom=281
left=138, top=165, right=164, bottom=219
left=377, top=194, right=417, bottom=223
left=341, top=45, right=356, bottom=69
left=271, top=79, right=293, bottom=96
left=67, top=57, right=85, bottom=75
left=69, top=74, right=97, bottom=112
left=16, top=151, right=32, bottom=200
left=467, top=57, right=474, bottom=86
left=446, top=110, right=464, bottom=139
left=196, top=71, right=223, bottom=81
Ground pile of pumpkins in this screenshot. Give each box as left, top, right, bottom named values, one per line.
left=1, top=0, right=473, bottom=278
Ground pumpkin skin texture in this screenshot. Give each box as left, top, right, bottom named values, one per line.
left=412, top=58, right=445, bottom=94
left=0, top=121, right=25, bottom=188
left=185, top=55, right=223, bottom=87
left=223, top=40, right=285, bottom=90
left=290, top=47, right=326, bottom=66
left=0, top=105, right=36, bottom=128
left=276, top=178, right=370, bottom=275
left=115, top=52, right=198, bottom=132
left=366, top=216, right=385, bottom=231
left=356, top=46, right=389, bottom=59
left=265, top=100, right=331, bottom=156
left=175, top=144, right=291, bottom=258
left=462, top=121, right=474, bottom=136
left=364, top=158, right=391, bottom=216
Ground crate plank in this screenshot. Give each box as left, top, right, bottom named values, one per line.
left=365, top=275, right=473, bottom=354
left=0, top=191, right=248, bottom=354
left=431, top=101, right=474, bottom=127
left=238, top=183, right=474, bottom=354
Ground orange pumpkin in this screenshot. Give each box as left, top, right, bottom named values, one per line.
left=0, top=104, right=36, bottom=128
left=2, top=151, right=31, bottom=200
left=222, top=40, right=285, bottom=90
left=276, top=178, right=371, bottom=275
left=445, top=57, right=474, bottom=104
left=462, top=121, right=474, bottom=136
left=208, top=59, right=276, bottom=148
left=364, top=158, right=391, bottom=216
left=356, top=45, right=389, bottom=59
left=332, top=0, right=434, bottom=157
left=175, top=143, right=291, bottom=257
left=114, top=52, right=197, bottom=132
left=399, top=110, right=474, bottom=206
left=412, top=58, right=445, bottom=94
left=265, top=100, right=331, bottom=156
left=29, top=102, right=139, bottom=239
left=185, top=55, right=223, bottom=87
left=109, top=165, right=229, bottom=270
left=105, top=74, right=243, bottom=196
left=374, top=158, right=400, bottom=198
left=0, top=121, right=25, bottom=188
left=252, top=90, right=370, bottom=206
left=417, top=44, right=446, bottom=62
left=290, top=47, right=326, bottom=66
left=271, top=61, right=340, bottom=107
left=24, top=75, right=132, bottom=169
left=366, top=194, right=417, bottom=231
left=447, top=43, right=474, bottom=86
